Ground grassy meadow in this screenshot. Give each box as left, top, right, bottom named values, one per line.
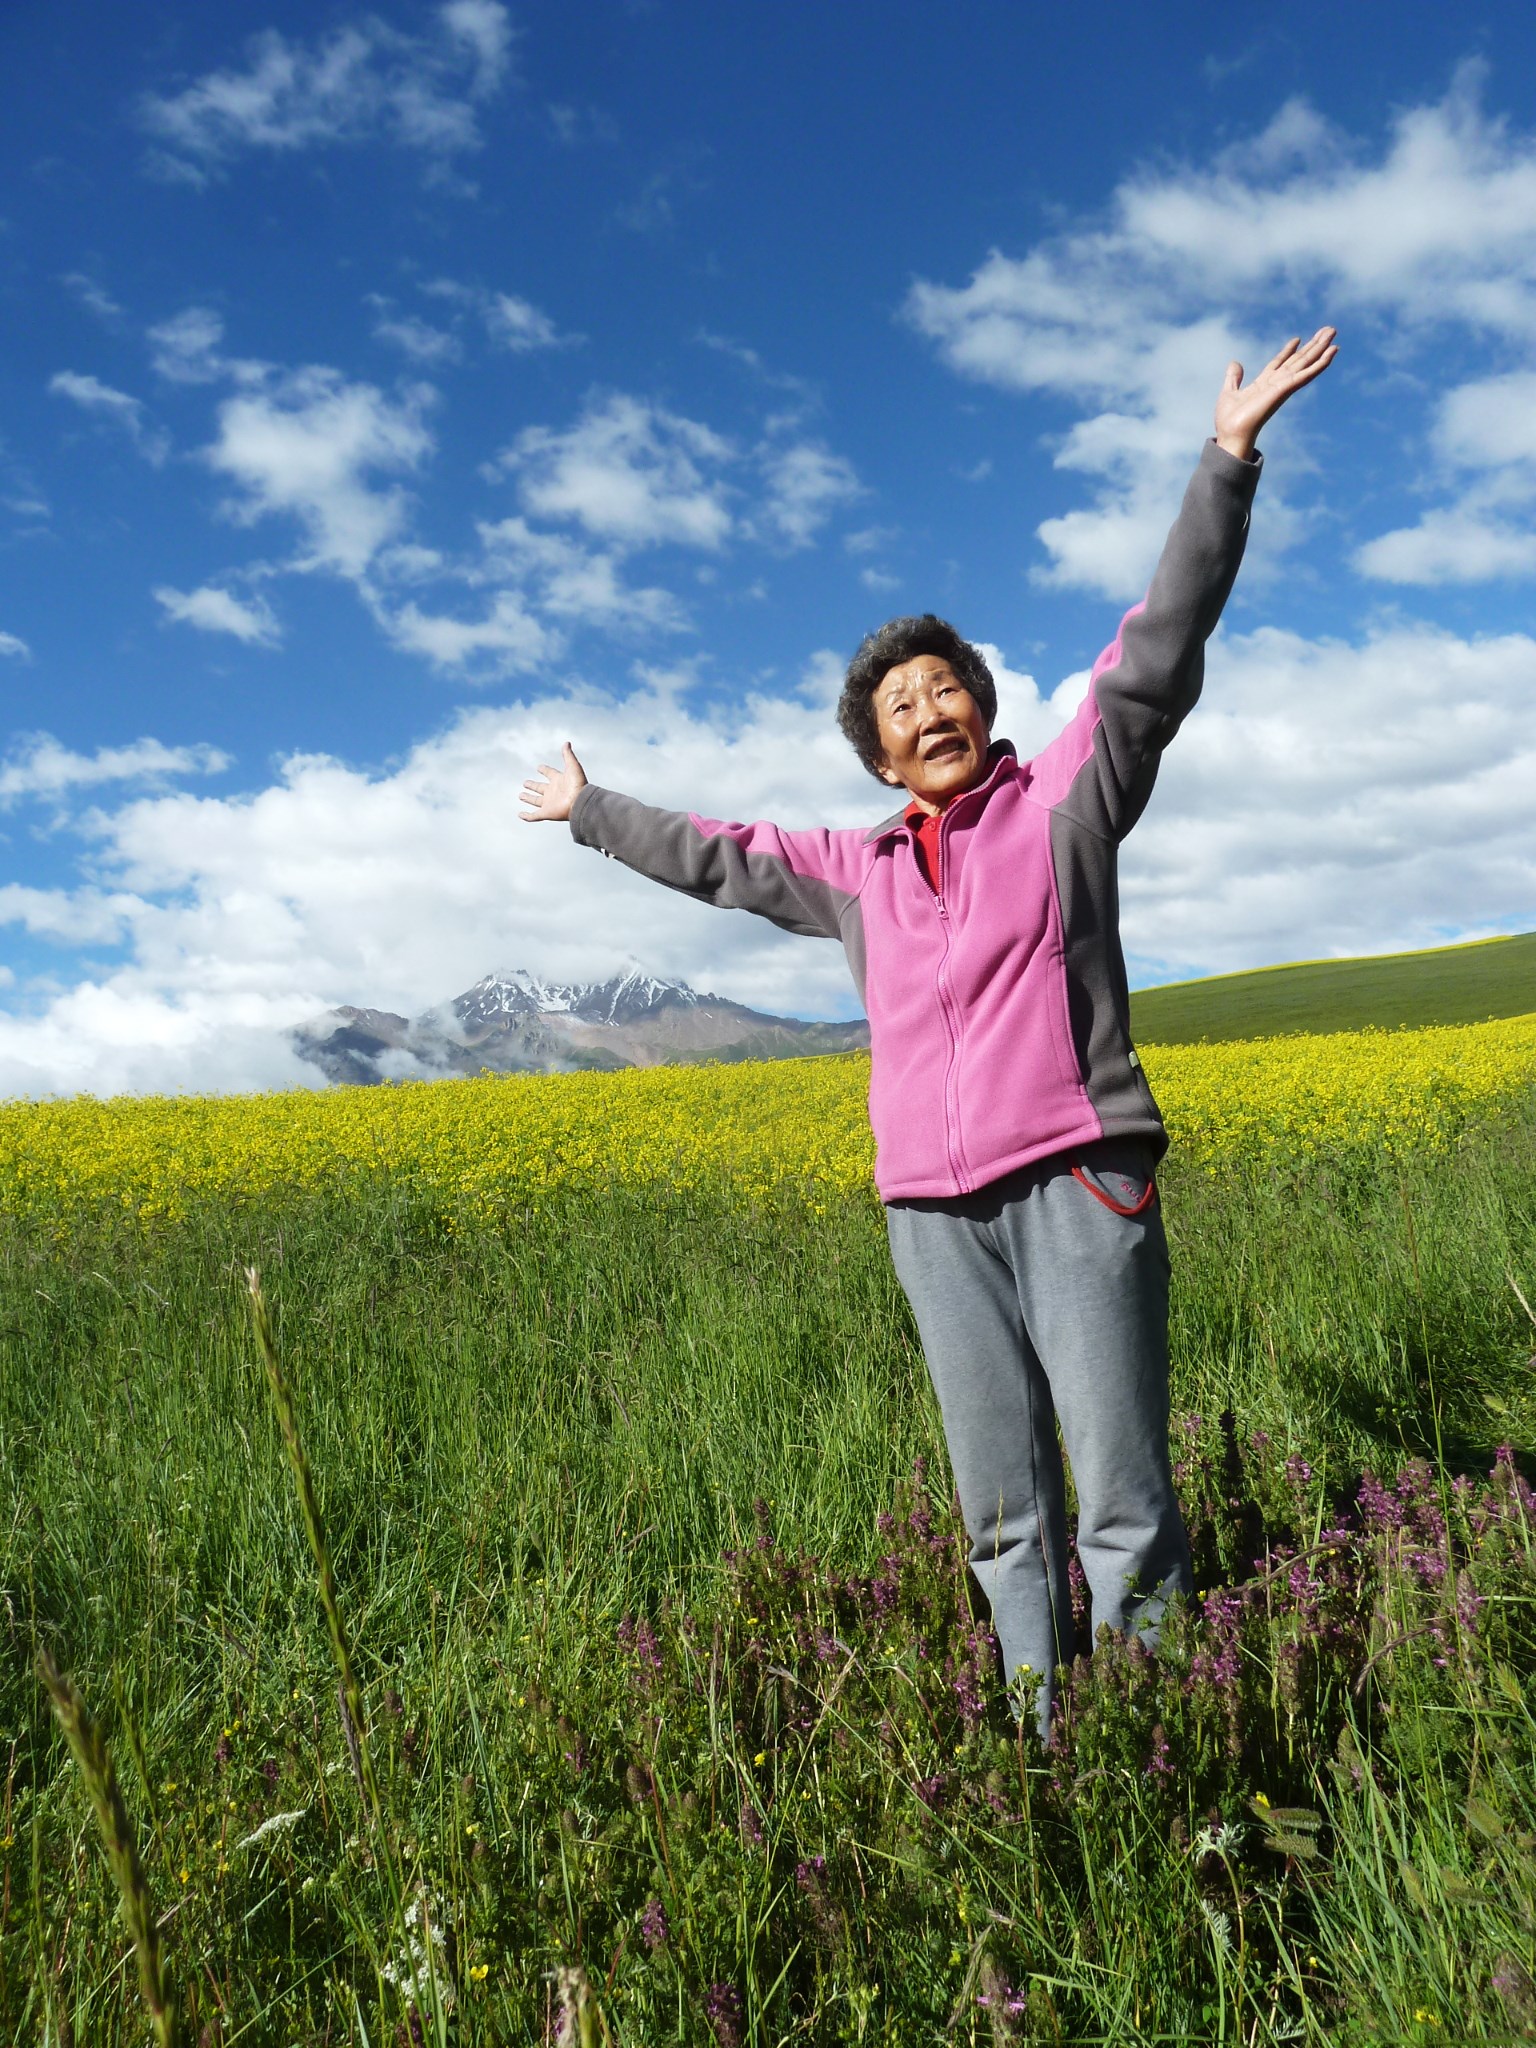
left=1130, top=930, right=1536, bottom=1045
left=2, top=1022, right=1535, bottom=2044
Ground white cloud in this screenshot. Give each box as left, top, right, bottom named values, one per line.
left=439, top=0, right=516, bottom=94
left=379, top=590, right=557, bottom=673
left=138, top=3, right=514, bottom=179
left=696, top=330, right=815, bottom=398
left=0, top=630, right=29, bottom=660
left=0, top=734, right=230, bottom=806
left=1124, top=621, right=1536, bottom=979
left=1433, top=369, right=1536, bottom=468
left=1352, top=503, right=1536, bottom=585
left=1352, top=368, right=1536, bottom=584
left=476, top=517, right=689, bottom=632
left=484, top=292, right=574, bottom=351
left=407, top=279, right=580, bottom=355
left=505, top=393, right=736, bottom=549
left=1115, top=66, right=1536, bottom=333
left=0, top=673, right=884, bottom=1094
left=369, top=304, right=463, bottom=365
left=0, top=885, right=143, bottom=946
left=844, top=526, right=898, bottom=557
left=133, top=309, right=856, bottom=674
left=6, top=615, right=1532, bottom=1095
left=154, top=584, right=282, bottom=645
left=905, top=68, right=1536, bottom=595
left=371, top=517, right=691, bottom=674
left=758, top=440, right=863, bottom=548
left=206, top=368, right=436, bottom=577
left=0, top=984, right=320, bottom=1099
left=147, top=306, right=260, bottom=386
left=61, top=274, right=124, bottom=323
left=48, top=370, right=169, bottom=464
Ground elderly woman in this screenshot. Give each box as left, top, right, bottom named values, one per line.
left=522, top=329, right=1337, bottom=1728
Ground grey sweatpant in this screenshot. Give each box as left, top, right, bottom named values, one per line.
left=885, top=1142, right=1192, bottom=1731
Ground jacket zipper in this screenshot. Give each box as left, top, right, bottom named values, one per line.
left=930, top=807, right=970, bottom=1191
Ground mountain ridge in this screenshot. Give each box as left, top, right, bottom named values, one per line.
left=294, top=969, right=868, bottom=1085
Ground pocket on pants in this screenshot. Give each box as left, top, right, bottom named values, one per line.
left=1070, top=1147, right=1158, bottom=1218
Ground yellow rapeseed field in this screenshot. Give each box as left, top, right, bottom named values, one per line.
left=2, top=1014, right=1534, bottom=1224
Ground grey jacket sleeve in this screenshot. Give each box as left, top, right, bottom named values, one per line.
left=568, top=784, right=854, bottom=940
left=1053, top=438, right=1261, bottom=842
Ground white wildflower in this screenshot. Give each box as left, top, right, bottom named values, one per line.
left=236, top=1807, right=308, bottom=1850
left=1190, top=1819, right=1247, bottom=1859
left=1197, top=1898, right=1233, bottom=1952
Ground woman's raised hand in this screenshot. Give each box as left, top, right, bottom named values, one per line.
left=519, top=740, right=588, bottom=823
left=1214, top=327, right=1338, bottom=462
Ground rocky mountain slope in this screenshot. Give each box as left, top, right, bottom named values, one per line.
left=293, top=968, right=869, bottom=1084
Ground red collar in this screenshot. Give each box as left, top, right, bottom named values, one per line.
left=904, top=800, right=944, bottom=892
left=864, top=739, right=1018, bottom=846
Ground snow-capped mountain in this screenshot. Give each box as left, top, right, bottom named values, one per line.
left=454, top=968, right=707, bottom=1030
left=293, top=968, right=867, bottom=1085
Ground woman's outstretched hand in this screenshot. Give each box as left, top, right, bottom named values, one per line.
left=519, top=741, right=588, bottom=823
left=1214, top=326, right=1338, bottom=462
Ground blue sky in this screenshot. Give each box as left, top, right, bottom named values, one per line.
left=4, top=0, right=1536, bottom=1092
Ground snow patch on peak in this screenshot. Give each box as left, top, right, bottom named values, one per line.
left=455, top=966, right=711, bottom=1027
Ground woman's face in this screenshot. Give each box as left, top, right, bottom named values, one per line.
left=872, top=657, right=991, bottom=814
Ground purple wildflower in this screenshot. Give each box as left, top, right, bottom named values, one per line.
left=706, top=1981, right=744, bottom=2048
left=1146, top=1724, right=1174, bottom=1779
left=1357, top=1469, right=1405, bottom=1529
left=1068, top=1552, right=1090, bottom=1642
left=640, top=1896, right=670, bottom=1953
left=1454, top=1569, right=1486, bottom=1633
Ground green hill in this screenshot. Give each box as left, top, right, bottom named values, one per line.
left=1129, top=931, right=1536, bottom=1045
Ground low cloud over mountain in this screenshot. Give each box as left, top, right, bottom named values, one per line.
left=294, top=966, right=869, bottom=1084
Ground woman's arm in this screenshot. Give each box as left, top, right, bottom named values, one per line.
left=1030, top=327, right=1338, bottom=842
left=521, top=744, right=864, bottom=942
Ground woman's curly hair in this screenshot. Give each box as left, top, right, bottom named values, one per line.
left=837, top=614, right=997, bottom=781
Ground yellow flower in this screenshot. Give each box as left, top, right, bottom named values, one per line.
left=6, top=1018, right=1533, bottom=1228
left=753, top=1751, right=767, bottom=1767
left=1253, top=1791, right=1270, bottom=1809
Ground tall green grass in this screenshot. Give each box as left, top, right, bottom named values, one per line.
left=1130, top=930, right=1536, bottom=1043
left=1, top=1104, right=1533, bottom=2042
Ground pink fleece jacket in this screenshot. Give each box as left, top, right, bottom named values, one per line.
left=570, top=440, right=1260, bottom=1200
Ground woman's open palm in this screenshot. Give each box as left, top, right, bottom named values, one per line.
left=520, top=741, right=588, bottom=823
left=1215, top=327, right=1337, bottom=461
